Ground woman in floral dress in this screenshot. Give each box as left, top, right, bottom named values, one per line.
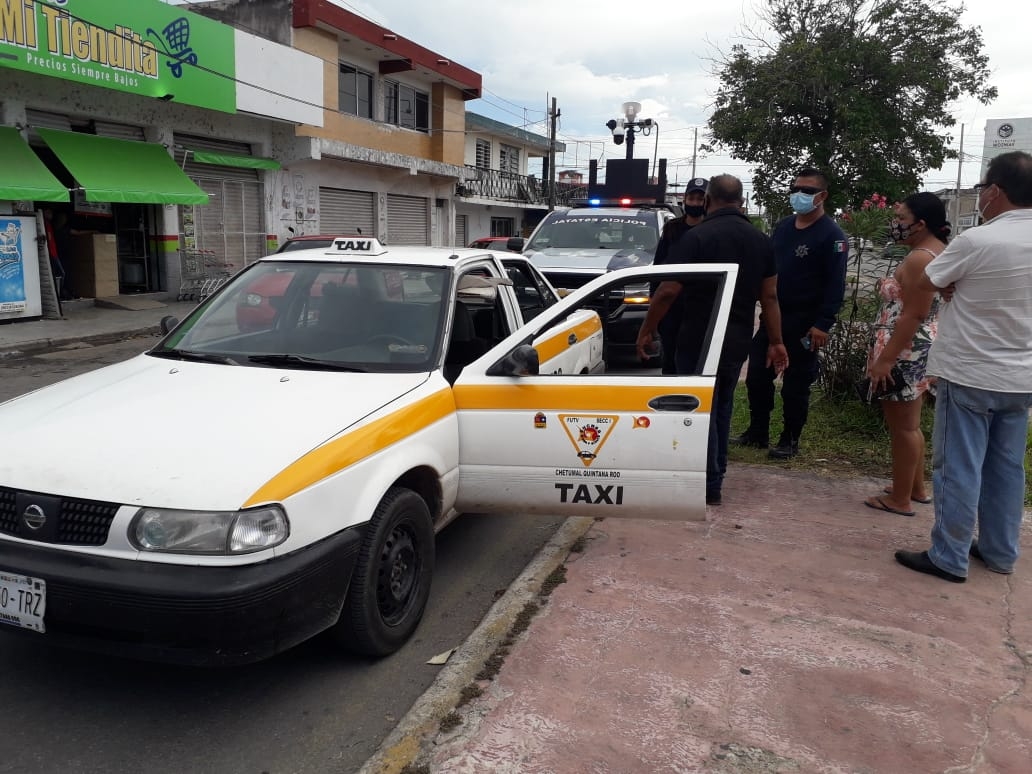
left=864, top=192, right=950, bottom=517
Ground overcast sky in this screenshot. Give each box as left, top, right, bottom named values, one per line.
left=332, top=0, right=1026, bottom=199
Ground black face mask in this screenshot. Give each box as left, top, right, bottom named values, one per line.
left=683, top=204, right=706, bottom=218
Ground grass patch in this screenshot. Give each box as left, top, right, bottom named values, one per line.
left=455, top=682, right=483, bottom=708
left=438, top=711, right=462, bottom=734
left=729, top=384, right=1032, bottom=507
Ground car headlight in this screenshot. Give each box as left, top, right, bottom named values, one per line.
left=245, top=293, right=264, bottom=306
left=130, top=505, right=289, bottom=554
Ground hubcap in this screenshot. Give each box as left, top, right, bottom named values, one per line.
left=376, top=522, right=418, bottom=625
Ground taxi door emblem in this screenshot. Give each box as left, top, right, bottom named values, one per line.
left=560, top=414, right=619, bottom=467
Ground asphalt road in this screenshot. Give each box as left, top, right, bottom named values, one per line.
left=0, top=336, right=565, bottom=774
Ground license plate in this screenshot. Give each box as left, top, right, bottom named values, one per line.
left=0, top=571, right=46, bottom=634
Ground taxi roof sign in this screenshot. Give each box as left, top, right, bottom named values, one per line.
left=327, top=237, right=389, bottom=256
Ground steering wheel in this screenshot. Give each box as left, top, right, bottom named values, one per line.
left=367, top=334, right=414, bottom=348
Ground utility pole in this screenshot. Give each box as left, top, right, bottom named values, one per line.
left=547, top=96, right=558, bottom=211
left=691, top=127, right=698, bottom=179
left=952, top=123, right=964, bottom=230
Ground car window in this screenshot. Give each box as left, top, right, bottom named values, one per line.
left=278, top=238, right=335, bottom=253
left=158, top=262, right=450, bottom=372
left=504, top=260, right=556, bottom=321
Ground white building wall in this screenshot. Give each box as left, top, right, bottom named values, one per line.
left=235, top=29, right=323, bottom=126
left=981, top=118, right=1032, bottom=178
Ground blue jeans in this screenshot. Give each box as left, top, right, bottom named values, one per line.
left=927, top=379, right=1032, bottom=576
left=705, top=359, right=746, bottom=498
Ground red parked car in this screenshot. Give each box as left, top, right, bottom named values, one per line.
left=468, top=236, right=518, bottom=251
left=237, top=235, right=350, bottom=332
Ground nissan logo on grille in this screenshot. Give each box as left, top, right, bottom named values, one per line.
left=22, top=504, right=47, bottom=530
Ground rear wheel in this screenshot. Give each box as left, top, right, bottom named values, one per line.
left=334, top=487, right=434, bottom=656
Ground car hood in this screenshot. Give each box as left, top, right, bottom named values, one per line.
left=524, top=247, right=653, bottom=272
left=0, top=355, right=430, bottom=510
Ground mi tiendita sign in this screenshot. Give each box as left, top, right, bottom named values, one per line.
left=0, top=0, right=236, bottom=112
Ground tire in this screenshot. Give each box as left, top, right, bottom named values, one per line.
left=335, top=487, right=435, bottom=656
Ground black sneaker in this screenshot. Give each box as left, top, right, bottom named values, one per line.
left=768, top=435, right=799, bottom=459
left=731, top=430, right=768, bottom=448
left=706, top=491, right=722, bottom=506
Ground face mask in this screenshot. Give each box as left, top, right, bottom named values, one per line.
left=790, top=192, right=817, bottom=214
left=977, top=187, right=996, bottom=223
left=889, top=221, right=914, bottom=242
left=683, top=204, right=706, bottom=218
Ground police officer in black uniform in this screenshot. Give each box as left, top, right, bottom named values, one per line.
left=651, top=178, right=709, bottom=373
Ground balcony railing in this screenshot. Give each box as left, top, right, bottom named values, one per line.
left=457, top=166, right=586, bottom=207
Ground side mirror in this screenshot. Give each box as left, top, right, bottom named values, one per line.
left=486, top=344, right=540, bottom=377
left=506, top=236, right=525, bottom=252
left=159, top=315, right=179, bottom=335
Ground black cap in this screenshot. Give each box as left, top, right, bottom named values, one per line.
left=685, top=177, right=708, bottom=194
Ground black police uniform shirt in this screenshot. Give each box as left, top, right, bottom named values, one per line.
left=771, top=214, right=848, bottom=332
left=666, top=207, right=776, bottom=369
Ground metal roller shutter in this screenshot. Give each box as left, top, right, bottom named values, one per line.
left=319, top=187, right=375, bottom=237
left=91, top=121, right=146, bottom=141
left=174, top=135, right=266, bottom=274
left=386, top=194, right=429, bottom=246
left=456, top=214, right=467, bottom=247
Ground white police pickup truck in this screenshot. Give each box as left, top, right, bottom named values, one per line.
left=0, top=237, right=738, bottom=665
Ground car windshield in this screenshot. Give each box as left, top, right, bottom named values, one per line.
left=526, top=213, right=658, bottom=252
left=153, top=261, right=450, bottom=373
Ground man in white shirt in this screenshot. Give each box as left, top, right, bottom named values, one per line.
left=896, top=151, right=1032, bottom=583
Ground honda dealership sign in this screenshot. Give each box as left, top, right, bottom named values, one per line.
left=0, top=0, right=236, bottom=112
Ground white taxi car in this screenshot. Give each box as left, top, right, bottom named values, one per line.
left=0, top=238, right=737, bottom=665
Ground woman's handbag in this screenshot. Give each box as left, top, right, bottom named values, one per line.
left=856, top=364, right=907, bottom=403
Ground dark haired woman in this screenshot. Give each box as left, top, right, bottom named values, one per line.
left=864, top=192, right=950, bottom=517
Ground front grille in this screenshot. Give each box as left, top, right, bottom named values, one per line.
left=543, top=271, right=602, bottom=291
left=0, top=488, right=17, bottom=534
left=0, top=486, right=119, bottom=546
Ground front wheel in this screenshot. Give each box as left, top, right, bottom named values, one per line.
left=334, top=487, right=435, bottom=656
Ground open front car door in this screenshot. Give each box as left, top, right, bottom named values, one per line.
left=453, top=263, right=739, bottom=521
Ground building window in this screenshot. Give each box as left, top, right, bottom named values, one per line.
left=491, top=217, right=514, bottom=237
left=475, top=139, right=491, bottom=170
left=339, top=63, right=373, bottom=118
left=385, top=81, right=429, bottom=133
left=499, top=144, right=520, bottom=175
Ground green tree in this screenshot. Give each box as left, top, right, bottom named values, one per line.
left=705, top=0, right=996, bottom=215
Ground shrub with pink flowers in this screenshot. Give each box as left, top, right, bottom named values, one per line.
left=838, top=193, right=893, bottom=249
left=819, top=193, right=903, bottom=400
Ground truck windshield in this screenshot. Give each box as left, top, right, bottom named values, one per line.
left=526, top=214, right=657, bottom=252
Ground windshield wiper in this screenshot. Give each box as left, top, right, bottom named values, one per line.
left=247, top=354, right=366, bottom=372
left=150, top=349, right=240, bottom=365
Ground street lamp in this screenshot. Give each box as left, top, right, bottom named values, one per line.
left=606, top=101, right=653, bottom=160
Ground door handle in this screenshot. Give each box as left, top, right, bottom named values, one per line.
left=567, top=332, right=577, bottom=345
left=647, top=394, right=701, bottom=412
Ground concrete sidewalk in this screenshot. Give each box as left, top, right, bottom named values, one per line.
left=0, top=296, right=198, bottom=359
left=367, top=467, right=1032, bottom=774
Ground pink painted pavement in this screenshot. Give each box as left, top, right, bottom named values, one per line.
left=428, top=466, right=1032, bottom=773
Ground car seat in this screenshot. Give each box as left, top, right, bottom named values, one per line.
left=443, top=301, right=490, bottom=382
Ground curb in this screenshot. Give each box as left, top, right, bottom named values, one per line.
left=0, top=326, right=162, bottom=360
left=357, top=515, right=595, bottom=774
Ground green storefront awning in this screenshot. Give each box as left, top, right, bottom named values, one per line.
left=38, top=128, right=209, bottom=205
left=191, top=150, right=281, bottom=170
left=0, top=126, right=69, bottom=203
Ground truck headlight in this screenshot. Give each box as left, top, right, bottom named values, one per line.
left=130, top=506, right=289, bottom=554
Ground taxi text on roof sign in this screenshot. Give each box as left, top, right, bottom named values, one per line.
left=0, top=0, right=236, bottom=113
left=330, top=237, right=389, bottom=255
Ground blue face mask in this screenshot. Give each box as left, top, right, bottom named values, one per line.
left=790, top=192, right=818, bottom=214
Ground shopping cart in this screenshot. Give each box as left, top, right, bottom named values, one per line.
left=178, top=249, right=230, bottom=302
